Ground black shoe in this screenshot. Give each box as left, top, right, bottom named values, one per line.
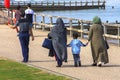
left=74, top=65, right=77, bottom=67
left=92, top=63, right=97, bottom=66
left=79, top=61, right=81, bottom=67
left=22, top=60, right=28, bottom=63
left=74, top=62, right=77, bottom=67
left=22, top=61, right=28, bottom=63
left=64, top=60, right=67, bottom=63
left=98, top=64, right=102, bottom=67
left=56, top=65, right=61, bottom=67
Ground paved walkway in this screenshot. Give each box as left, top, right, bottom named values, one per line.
left=0, top=25, right=120, bottom=80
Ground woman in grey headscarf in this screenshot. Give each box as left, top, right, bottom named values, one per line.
left=88, top=16, right=109, bottom=67
left=48, top=18, right=67, bottom=67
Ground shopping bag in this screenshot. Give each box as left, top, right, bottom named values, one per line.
left=42, top=38, right=53, bottom=49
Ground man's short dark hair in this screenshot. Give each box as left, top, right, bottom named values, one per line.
left=17, top=5, right=21, bottom=10
left=27, top=3, right=31, bottom=8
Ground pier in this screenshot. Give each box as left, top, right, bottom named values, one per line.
left=0, top=0, right=106, bottom=11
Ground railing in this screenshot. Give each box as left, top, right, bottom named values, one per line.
left=33, top=13, right=120, bottom=46
left=2, top=6, right=120, bottom=47
left=0, top=8, right=9, bottom=24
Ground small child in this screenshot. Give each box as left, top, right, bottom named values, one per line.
left=67, top=32, right=88, bottom=67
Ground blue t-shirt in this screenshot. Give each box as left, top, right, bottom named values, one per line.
left=67, top=39, right=86, bottom=54
left=15, top=18, right=33, bottom=32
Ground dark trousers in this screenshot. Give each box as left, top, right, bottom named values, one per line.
left=73, top=54, right=80, bottom=66
left=19, top=32, right=30, bottom=62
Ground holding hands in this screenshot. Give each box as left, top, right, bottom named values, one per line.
left=85, top=41, right=89, bottom=46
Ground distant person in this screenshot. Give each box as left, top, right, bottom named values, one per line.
left=10, top=12, right=34, bottom=63
left=25, top=3, right=34, bottom=25
left=67, top=32, right=88, bottom=67
left=15, top=5, right=21, bottom=23
left=88, top=16, right=109, bottom=67
left=48, top=18, right=67, bottom=67
left=14, top=5, right=21, bottom=32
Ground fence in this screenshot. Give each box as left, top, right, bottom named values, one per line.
left=1, top=8, right=120, bottom=46
left=33, top=13, right=120, bottom=46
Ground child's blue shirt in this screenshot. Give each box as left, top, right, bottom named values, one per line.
left=67, top=39, right=86, bottom=54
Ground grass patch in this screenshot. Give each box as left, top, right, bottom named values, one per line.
left=0, top=59, right=72, bottom=80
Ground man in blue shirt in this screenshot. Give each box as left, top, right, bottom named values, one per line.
left=10, top=12, right=34, bottom=63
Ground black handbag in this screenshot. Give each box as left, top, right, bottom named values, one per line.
left=42, top=38, right=53, bottom=49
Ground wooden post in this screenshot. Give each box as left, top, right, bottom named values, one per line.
left=98, top=0, right=100, bottom=6
left=35, top=2, right=37, bottom=5
left=81, top=1, right=82, bottom=6
left=92, top=0, right=94, bottom=6
left=80, top=21, right=83, bottom=38
left=33, top=14, right=36, bottom=29
left=85, top=0, right=88, bottom=6
left=69, top=19, right=72, bottom=36
left=103, top=0, right=105, bottom=9
left=42, top=16, right=45, bottom=31
left=58, top=1, right=60, bottom=6
left=24, top=2, right=25, bottom=5
left=75, top=1, right=77, bottom=6
left=118, top=25, right=120, bottom=46
left=41, top=1, right=43, bottom=6
left=12, top=2, right=13, bottom=5
left=50, top=16, right=53, bottom=31
left=64, top=1, right=65, bottom=6
left=52, top=1, right=54, bottom=6
left=103, top=24, right=107, bottom=40
left=69, top=1, right=71, bottom=6
left=47, top=1, right=48, bottom=6
left=18, top=2, right=20, bottom=5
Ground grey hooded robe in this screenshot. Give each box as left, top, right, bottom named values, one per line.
left=49, top=18, right=67, bottom=61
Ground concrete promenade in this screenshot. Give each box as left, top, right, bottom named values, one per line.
left=0, top=25, right=120, bottom=80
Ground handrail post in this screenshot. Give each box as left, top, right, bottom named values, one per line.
left=80, top=21, right=83, bottom=38
left=69, top=19, right=73, bottom=36
left=42, top=16, right=45, bottom=31
left=118, top=25, right=120, bottom=46
left=81, top=1, right=82, bottom=6
left=69, top=1, right=71, bottom=6
left=50, top=16, right=53, bottom=31
left=64, top=1, right=65, bottom=6
left=92, top=0, right=94, bottom=6
left=85, top=0, right=88, bottom=6
left=98, top=0, right=100, bottom=6
left=103, top=23, right=107, bottom=40
left=41, top=1, right=43, bottom=6
left=33, top=14, right=36, bottom=29
left=75, top=1, right=77, bottom=6
left=52, top=1, right=54, bottom=6
left=58, top=1, right=60, bottom=6
left=47, top=1, right=48, bottom=6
